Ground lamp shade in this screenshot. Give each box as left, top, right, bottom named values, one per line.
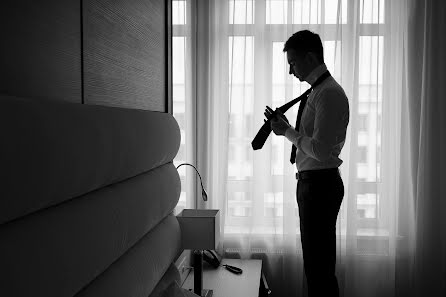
left=177, top=209, right=220, bottom=250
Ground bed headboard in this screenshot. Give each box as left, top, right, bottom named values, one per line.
left=0, top=95, right=182, bottom=297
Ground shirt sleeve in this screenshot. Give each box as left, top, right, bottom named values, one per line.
left=284, top=127, right=302, bottom=146
left=284, top=88, right=349, bottom=162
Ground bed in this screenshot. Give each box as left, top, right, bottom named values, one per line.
left=0, top=95, right=187, bottom=297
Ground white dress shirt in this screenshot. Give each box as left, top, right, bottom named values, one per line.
left=285, top=63, right=349, bottom=172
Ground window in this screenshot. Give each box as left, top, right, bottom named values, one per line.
left=173, top=0, right=387, bottom=234
left=225, top=0, right=386, bottom=234
left=265, top=0, right=349, bottom=25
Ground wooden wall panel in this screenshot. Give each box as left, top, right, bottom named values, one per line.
left=83, top=0, right=166, bottom=111
left=0, top=0, right=82, bottom=103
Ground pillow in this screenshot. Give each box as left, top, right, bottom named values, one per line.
left=162, top=281, right=186, bottom=297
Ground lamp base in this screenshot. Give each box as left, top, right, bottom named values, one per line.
left=192, top=250, right=213, bottom=297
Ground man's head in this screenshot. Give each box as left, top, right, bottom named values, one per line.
left=283, top=30, right=324, bottom=81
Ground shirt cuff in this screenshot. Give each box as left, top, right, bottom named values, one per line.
left=285, top=127, right=302, bottom=148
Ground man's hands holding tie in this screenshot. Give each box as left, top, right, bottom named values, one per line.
left=264, top=106, right=291, bottom=136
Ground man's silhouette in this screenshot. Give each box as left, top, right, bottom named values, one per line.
left=265, top=30, right=349, bottom=297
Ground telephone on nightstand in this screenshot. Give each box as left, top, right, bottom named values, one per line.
left=203, top=250, right=221, bottom=268
left=203, top=250, right=243, bottom=274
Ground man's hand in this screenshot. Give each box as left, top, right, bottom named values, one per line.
left=264, top=106, right=291, bottom=136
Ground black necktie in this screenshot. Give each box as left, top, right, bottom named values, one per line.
left=290, top=96, right=308, bottom=163
left=290, top=71, right=331, bottom=164
left=251, top=89, right=311, bottom=150
left=251, top=71, right=332, bottom=151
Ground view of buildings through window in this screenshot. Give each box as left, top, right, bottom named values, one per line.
left=173, top=0, right=384, bottom=232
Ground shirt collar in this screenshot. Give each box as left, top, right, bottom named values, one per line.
left=304, top=63, right=328, bottom=86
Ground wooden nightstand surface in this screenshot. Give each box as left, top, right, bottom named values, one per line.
left=182, top=259, right=262, bottom=297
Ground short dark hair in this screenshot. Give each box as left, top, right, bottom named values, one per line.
left=283, top=30, right=324, bottom=63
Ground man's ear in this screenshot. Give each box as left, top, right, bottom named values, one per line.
left=307, top=52, right=320, bottom=64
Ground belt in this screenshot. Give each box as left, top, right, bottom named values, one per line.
left=295, top=168, right=339, bottom=180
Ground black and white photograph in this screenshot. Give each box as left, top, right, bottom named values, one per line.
left=1, top=1, right=445, bottom=297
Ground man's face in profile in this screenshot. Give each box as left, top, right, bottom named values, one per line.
left=286, top=48, right=310, bottom=82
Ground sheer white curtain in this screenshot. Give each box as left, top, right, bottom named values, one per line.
left=401, top=1, right=446, bottom=296
left=173, top=0, right=445, bottom=296
left=195, top=0, right=407, bottom=296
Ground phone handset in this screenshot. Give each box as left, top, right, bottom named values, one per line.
left=203, top=250, right=243, bottom=274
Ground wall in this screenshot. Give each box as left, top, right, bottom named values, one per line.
left=0, top=0, right=171, bottom=112
left=0, top=0, right=188, bottom=284
left=0, top=0, right=82, bottom=103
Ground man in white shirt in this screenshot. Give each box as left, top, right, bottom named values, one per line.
left=266, top=30, right=349, bottom=297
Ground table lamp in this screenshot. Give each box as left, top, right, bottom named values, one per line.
left=177, top=209, right=220, bottom=297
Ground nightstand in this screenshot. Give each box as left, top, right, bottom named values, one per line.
left=182, top=259, right=262, bottom=297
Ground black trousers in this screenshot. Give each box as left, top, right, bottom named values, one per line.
left=297, top=169, right=344, bottom=297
